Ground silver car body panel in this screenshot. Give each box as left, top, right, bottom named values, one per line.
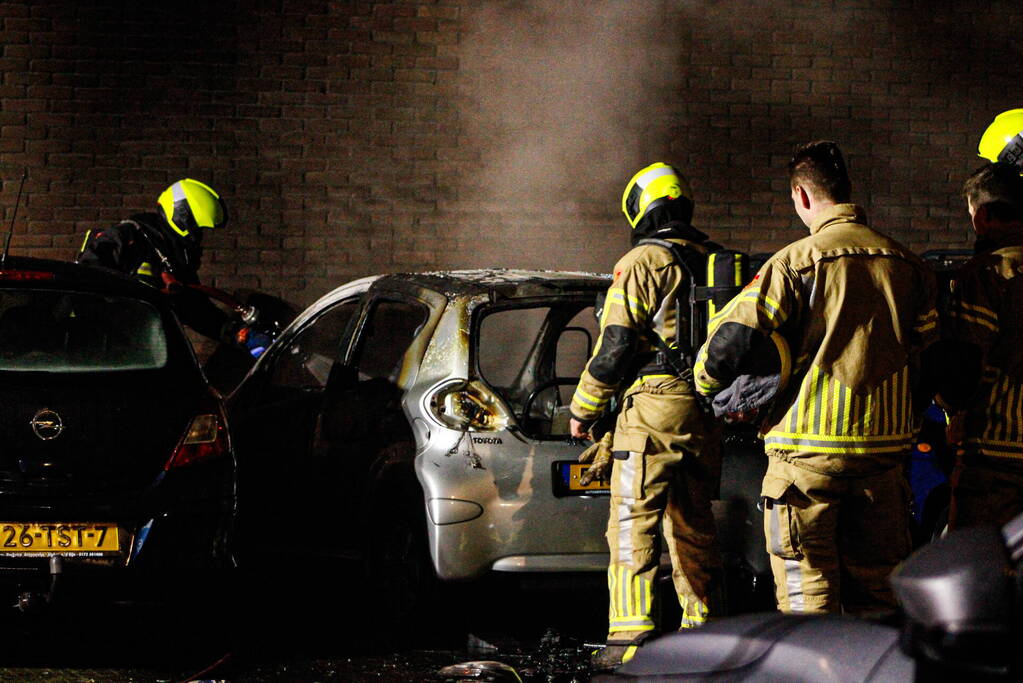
left=387, top=271, right=612, bottom=580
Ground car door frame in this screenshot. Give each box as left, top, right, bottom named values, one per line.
left=227, top=277, right=377, bottom=559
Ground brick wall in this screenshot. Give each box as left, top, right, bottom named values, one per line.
left=0, top=0, right=1017, bottom=312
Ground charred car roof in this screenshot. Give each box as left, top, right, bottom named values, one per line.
left=368, top=268, right=611, bottom=300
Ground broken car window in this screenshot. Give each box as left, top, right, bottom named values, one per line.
left=477, top=302, right=597, bottom=438
left=352, top=297, right=429, bottom=383
left=270, top=298, right=361, bottom=389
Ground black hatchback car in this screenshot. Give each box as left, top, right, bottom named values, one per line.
left=0, top=256, right=234, bottom=609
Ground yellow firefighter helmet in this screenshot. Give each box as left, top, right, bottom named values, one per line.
left=621, top=162, right=693, bottom=229
left=978, top=109, right=1023, bottom=167
left=157, top=179, right=228, bottom=238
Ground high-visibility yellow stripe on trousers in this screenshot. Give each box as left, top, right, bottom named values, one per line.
left=608, top=445, right=656, bottom=633
left=607, top=565, right=656, bottom=632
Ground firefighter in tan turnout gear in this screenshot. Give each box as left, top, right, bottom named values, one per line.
left=569, top=163, right=722, bottom=669
left=695, top=141, right=939, bottom=614
left=941, top=161, right=1023, bottom=529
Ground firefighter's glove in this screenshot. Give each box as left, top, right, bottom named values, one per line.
left=235, top=325, right=274, bottom=358
left=578, top=432, right=614, bottom=486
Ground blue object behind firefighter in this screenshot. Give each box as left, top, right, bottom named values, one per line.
left=908, top=403, right=951, bottom=544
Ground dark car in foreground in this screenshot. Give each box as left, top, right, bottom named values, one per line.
left=594, top=512, right=1023, bottom=682
left=0, top=257, right=235, bottom=610
left=229, top=269, right=770, bottom=620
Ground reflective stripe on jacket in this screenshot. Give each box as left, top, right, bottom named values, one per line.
left=946, top=243, right=1023, bottom=459
left=695, top=204, right=939, bottom=475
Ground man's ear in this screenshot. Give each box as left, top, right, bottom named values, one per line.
left=971, top=203, right=990, bottom=235
left=794, top=185, right=812, bottom=211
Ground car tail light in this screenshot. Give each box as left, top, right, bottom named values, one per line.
left=165, top=392, right=230, bottom=470
left=428, top=380, right=508, bottom=432
left=0, top=270, right=55, bottom=281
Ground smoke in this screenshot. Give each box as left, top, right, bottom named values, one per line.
left=455, top=1, right=690, bottom=269
left=453, top=1, right=948, bottom=268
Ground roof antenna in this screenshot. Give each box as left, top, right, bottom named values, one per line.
left=1, top=169, right=27, bottom=271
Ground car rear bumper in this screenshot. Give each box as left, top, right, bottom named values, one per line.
left=0, top=494, right=234, bottom=605
left=490, top=553, right=608, bottom=573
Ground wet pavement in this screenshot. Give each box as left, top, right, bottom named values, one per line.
left=0, top=566, right=610, bottom=682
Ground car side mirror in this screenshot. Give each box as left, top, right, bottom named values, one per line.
left=891, top=524, right=1015, bottom=677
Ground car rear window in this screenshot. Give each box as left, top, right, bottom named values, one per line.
left=478, top=303, right=598, bottom=391
left=0, top=289, right=168, bottom=372
left=477, top=301, right=598, bottom=439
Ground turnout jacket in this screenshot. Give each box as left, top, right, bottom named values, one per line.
left=570, top=236, right=708, bottom=425
left=944, top=239, right=1023, bottom=461
left=77, top=213, right=229, bottom=341
left=695, top=204, right=939, bottom=476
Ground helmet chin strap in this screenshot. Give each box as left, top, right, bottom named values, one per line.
left=183, top=227, right=203, bottom=245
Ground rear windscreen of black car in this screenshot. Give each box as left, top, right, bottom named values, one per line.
left=0, top=289, right=168, bottom=372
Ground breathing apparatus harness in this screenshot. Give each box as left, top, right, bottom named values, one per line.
left=633, top=237, right=749, bottom=410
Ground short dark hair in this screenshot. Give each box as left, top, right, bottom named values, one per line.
left=787, top=140, right=851, bottom=203
left=962, top=161, right=1023, bottom=223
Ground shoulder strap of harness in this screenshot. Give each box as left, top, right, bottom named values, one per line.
left=126, top=219, right=177, bottom=277
left=634, top=237, right=704, bottom=381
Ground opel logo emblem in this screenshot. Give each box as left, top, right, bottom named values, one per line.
left=30, top=409, right=64, bottom=441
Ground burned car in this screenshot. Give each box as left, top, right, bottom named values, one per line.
left=0, top=256, right=235, bottom=610
left=229, top=270, right=769, bottom=613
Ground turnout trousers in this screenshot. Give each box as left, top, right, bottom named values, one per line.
left=951, top=457, right=1023, bottom=530
left=605, top=376, right=722, bottom=640
left=761, top=457, right=912, bottom=615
